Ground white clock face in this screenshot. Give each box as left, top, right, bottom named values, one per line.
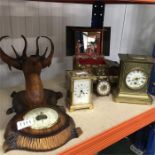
left=96, top=81, right=111, bottom=96
left=24, top=107, right=59, bottom=130
left=125, top=69, right=147, bottom=90
left=73, top=79, right=91, bottom=105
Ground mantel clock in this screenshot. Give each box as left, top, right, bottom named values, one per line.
left=113, top=54, right=155, bottom=105
left=66, top=70, right=94, bottom=111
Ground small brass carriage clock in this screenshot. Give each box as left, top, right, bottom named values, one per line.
left=113, top=54, right=155, bottom=105
left=66, top=70, right=94, bottom=111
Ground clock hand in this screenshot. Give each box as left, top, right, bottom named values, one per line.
left=81, top=90, right=85, bottom=94
left=77, top=90, right=84, bottom=98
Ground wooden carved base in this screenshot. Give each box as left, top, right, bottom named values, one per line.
left=3, top=90, right=82, bottom=152
left=3, top=106, right=82, bottom=152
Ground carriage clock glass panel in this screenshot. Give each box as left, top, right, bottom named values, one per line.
left=73, top=79, right=91, bottom=105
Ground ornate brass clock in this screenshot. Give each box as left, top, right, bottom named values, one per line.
left=0, top=35, right=81, bottom=152
left=113, top=54, right=155, bottom=105
left=66, top=70, right=94, bottom=111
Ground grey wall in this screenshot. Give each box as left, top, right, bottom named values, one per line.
left=0, top=0, right=155, bottom=88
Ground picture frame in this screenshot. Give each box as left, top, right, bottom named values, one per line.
left=66, top=26, right=111, bottom=56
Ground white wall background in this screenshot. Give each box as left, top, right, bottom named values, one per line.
left=0, top=0, right=155, bottom=88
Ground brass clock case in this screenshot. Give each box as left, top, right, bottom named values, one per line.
left=66, top=70, right=94, bottom=111
left=113, top=54, right=155, bottom=105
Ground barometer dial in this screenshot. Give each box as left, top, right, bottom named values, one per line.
left=24, top=107, right=59, bottom=130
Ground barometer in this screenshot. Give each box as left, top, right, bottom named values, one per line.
left=23, top=107, right=59, bottom=130
left=0, top=35, right=82, bottom=152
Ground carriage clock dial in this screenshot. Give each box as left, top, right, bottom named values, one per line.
left=66, top=70, right=93, bottom=111
left=96, top=80, right=111, bottom=96
left=24, top=107, right=59, bottom=130
left=113, top=54, right=155, bottom=105
left=125, top=69, right=147, bottom=90
left=73, top=79, right=91, bottom=105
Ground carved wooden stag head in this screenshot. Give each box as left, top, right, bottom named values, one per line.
left=0, top=35, right=54, bottom=109
left=0, top=35, right=54, bottom=72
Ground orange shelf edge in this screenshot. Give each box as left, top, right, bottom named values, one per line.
left=29, top=0, right=155, bottom=4
left=58, top=108, right=155, bottom=155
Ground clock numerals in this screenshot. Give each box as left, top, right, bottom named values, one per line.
left=126, top=70, right=147, bottom=90
left=73, top=79, right=91, bottom=105
left=97, top=81, right=111, bottom=96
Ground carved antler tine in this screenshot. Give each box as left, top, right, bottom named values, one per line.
left=11, top=45, right=20, bottom=58
left=41, top=36, right=54, bottom=52
left=42, top=47, right=48, bottom=57
left=0, top=36, right=9, bottom=57
left=40, top=36, right=54, bottom=68
left=0, top=36, right=9, bottom=41
left=21, top=35, right=27, bottom=57
left=0, top=36, right=22, bottom=70
left=36, top=36, right=40, bottom=56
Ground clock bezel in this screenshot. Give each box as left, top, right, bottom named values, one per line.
left=23, top=107, right=59, bottom=130
left=96, top=80, right=111, bottom=96
left=125, top=68, right=148, bottom=90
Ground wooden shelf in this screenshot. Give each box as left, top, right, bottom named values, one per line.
left=29, top=0, right=155, bottom=4
left=0, top=77, right=155, bottom=155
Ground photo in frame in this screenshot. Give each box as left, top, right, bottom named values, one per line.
left=66, top=26, right=111, bottom=56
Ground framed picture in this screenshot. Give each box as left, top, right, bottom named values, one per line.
left=66, top=26, right=111, bottom=56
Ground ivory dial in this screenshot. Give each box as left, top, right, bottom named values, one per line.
left=24, top=107, right=59, bottom=130
left=125, top=69, right=147, bottom=90
left=96, top=81, right=111, bottom=96
left=73, top=79, right=91, bottom=105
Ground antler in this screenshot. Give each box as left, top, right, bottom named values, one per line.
left=36, top=36, right=40, bottom=56
left=0, top=35, right=54, bottom=70
left=39, top=36, right=54, bottom=68
left=0, top=36, right=22, bottom=70
left=21, top=35, right=28, bottom=58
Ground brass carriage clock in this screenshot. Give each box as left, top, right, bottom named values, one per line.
left=66, top=70, right=94, bottom=111
left=113, top=54, right=155, bottom=105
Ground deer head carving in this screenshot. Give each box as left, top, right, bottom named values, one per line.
left=0, top=35, right=54, bottom=108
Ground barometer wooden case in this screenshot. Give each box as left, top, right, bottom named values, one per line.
left=66, top=70, right=94, bottom=111
left=0, top=35, right=81, bottom=152
left=113, top=54, right=155, bottom=105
